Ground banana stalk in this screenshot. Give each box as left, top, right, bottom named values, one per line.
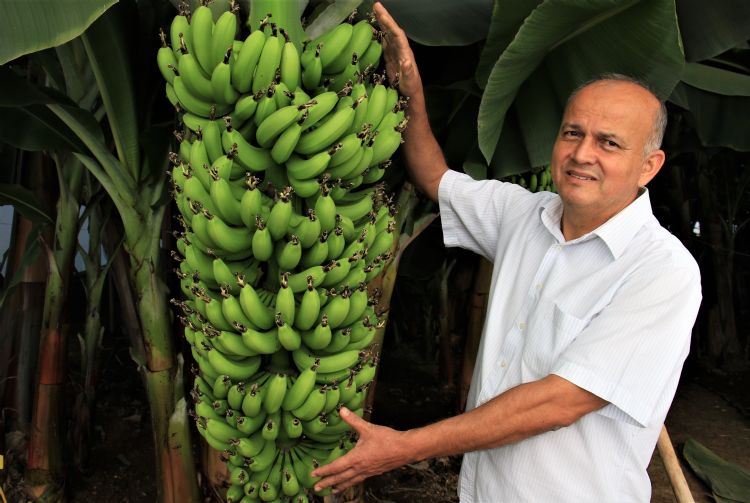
left=26, top=154, right=84, bottom=501
left=70, top=186, right=114, bottom=471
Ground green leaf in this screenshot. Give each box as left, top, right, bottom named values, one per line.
left=0, top=0, right=117, bottom=65
left=477, top=0, right=684, bottom=164
left=0, top=67, right=104, bottom=152
left=0, top=183, right=53, bottom=225
left=81, top=2, right=140, bottom=177
left=0, top=223, right=44, bottom=309
left=305, top=0, right=361, bottom=40
left=669, top=82, right=750, bottom=151
left=681, top=63, right=750, bottom=97
left=475, top=0, right=542, bottom=88
left=0, top=105, right=87, bottom=152
left=379, top=0, right=492, bottom=46
left=676, top=0, right=750, bottom=62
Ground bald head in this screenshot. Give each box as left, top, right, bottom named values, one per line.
left=566, top=74, right=667, bottom=156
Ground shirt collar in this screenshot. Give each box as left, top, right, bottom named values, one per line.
left=539, top=188, right=654, bottom=259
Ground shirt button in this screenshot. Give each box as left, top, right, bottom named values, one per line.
left=536, top=283, right=543, bottom=290
left=519, top=322, right=526, bottom=330
left=501, top=360, right=507, bottom=368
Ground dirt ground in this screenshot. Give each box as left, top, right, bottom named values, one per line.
left=6, top=348, right=748, bottom=502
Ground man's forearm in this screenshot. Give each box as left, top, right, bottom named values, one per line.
left=402, top=92, right=449, bottom=202
left=402, top=375, right=607, bottom=462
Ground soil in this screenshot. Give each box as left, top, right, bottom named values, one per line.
left=5, top=344, right=748, bottom=503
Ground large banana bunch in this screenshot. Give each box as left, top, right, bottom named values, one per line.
left=161, top=2, right=403, bottom=500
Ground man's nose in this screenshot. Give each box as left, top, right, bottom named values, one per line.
left=571, top=137, right=597, bottom=165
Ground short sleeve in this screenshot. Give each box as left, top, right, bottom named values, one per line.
left=552, top=261, right=702, bottom=427
left=438, top=170, right=541, bottom=260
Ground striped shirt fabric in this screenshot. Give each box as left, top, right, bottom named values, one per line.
left=438, top=170, right=702, bottom=502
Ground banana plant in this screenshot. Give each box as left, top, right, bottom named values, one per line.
left=0, top=0, right=200, bottom=501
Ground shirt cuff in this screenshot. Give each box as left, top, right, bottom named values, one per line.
left=552, top=361, right=648, bottom=427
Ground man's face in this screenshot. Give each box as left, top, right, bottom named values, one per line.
left=550, top=81, right=664, bottom=224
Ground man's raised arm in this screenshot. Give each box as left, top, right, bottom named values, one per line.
left=373, top=2, right=448, bottom=202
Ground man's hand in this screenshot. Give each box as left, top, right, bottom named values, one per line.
left=311, top=407, right=415, bottom=493
left=373, top=2, right=423, bottom=99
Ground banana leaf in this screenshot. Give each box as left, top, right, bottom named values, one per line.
left=676, top=0, right=750, bottom=62
left=0, top=67, right=101, bottom=153
left=477, top=0, right=684, bottom=167
left=81, top=1, right=140, bottom=178
left=0, top=184, right=53, bottom=225
left=0, top=0, right=117, bottom=65
left=378, top=0, right=492, bottom=47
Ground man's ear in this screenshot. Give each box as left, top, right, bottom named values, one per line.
left=639, top=149, right=666, bottom=186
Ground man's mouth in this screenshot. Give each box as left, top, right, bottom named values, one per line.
left=566, top=170, right=596, bottom=181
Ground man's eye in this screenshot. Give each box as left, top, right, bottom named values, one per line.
left=605, top=140, right=619, bottom=148
left=563, top=130, right=579, bottom=137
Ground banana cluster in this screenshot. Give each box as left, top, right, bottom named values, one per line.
left=160, top=2, right=404, bottom=501
left=508, top=165, right=555, bottom=193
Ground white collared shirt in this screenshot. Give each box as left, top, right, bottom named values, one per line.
left=438, top=170, right=702, bottom=502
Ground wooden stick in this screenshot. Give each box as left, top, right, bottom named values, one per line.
left=657, top=424, right=695, bottom=503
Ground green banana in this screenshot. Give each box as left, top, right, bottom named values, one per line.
left=203, top=117, right=225, bottom=164
left=262, top=373, right=288, bottom=414
left=256, top=104, right=304, bottom=148
left=231, top=95, right=258, bottom=128
left=279, top=30, right=301, bottom=90
left=204, top=211, right=253, bottom=254
left=302, top=314, right=332, bottom=350
left=232, top=29, right=266, bottom=93
left=276, top=234, right=302, bottom=270
left=286, top=145, right=338, bottom=180
left=210, top=49, right=239, bottom=105
left=276, top=314, right=302, bottom=351
left=210, top=6, right=238, bottom=73
left=313, top=188, right=337, bottom=232
left=358, top=33, right=383, bottom=70
left=301, top=43, right=322, bottom=89
left=270, top=111, right=306, bottom=164
left=290, top=385, right=327, bottom=421
left=317, top=22, right=353, bottom=70
left=274, top=273, right=296, bottom=324
left=298, top=91, right=338, bottom=129
left=287, top=265, right=326, bottom=293
left=295, top=104, right=357, bottom=156
left=251, top=216, right=274, bottom=261
left=266, top=187, right=293, bottom=241
left=301, top=232, right=329, bottom=269
left=209, top=172, right=244, bottom=227
left=157, top=32, right=178, bottom=84
left=241, top=325, right=281, bottom=355
left=295, top=277, right=321, bottom=330
left=173, top=76, right=231, bottom=117
left=169, top=8, right=192, bottom=60
left=292, top=348, right=362, bottom=374
left=282, top=360, right=319, bottom=411
left=319, top=288, right=350, bottom=329
left=239, top=282, right=275, bottom=329
left=252, top=29, right=283, bottom=93
left=207, top=348, right=262, bottom=381
left=223, top=127, right=276, bottom=172
left=187, top=4, right=215, bottom=75
left=287, top=171, right=323, bottom=198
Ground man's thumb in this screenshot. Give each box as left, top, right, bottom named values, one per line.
left=340, top=407, right=367, bottom=432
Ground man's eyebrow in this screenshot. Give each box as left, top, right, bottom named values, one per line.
left=597, top=132, right=628, bottom=147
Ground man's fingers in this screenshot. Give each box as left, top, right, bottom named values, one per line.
left=314, top=465, right=359, bottom=491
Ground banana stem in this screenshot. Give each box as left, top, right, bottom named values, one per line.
left=248, top=0, right=306, bottom=51
left=26, top=154, right=84, bottom=500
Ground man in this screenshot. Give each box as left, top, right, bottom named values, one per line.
left=312, top=3, right=702, bottom=501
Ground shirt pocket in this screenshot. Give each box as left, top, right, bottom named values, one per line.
left=522, top=296, right=590, bottom=378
